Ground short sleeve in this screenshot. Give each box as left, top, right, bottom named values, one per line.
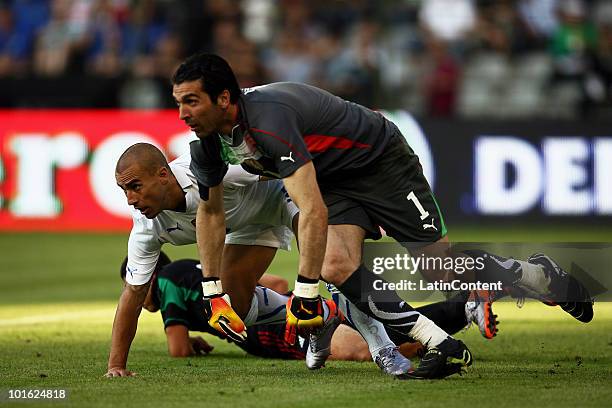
left=249, top=104, right=312, bottom=178
left=189, top=138, right=228, bottom=199
left=125, top=216, right=161, bottom=286
left=223, top=165, right=259, bottom=187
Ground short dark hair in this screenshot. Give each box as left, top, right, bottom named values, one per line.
left=120, top=251, right=172, bottom=282
left=171, top=53, right=242, bottom=103
left=115, top=142, right=170, bottom=175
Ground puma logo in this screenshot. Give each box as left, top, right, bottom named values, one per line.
left=422, top=218, right=438, bottom=231
left=280, top=152, right=295, bottom=162
left=298, top=303, right=313, bottom=315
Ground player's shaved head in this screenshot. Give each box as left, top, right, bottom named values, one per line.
left=116, top=143, right=170, bottom=174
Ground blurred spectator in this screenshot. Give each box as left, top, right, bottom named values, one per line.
left=0, top=4, right=25, bottom=76
left=419, top=0, right=476, bottom=49
left=322, top=19, right=381, bottom=106
left=263, top=28, right=317, bottom=83
left=423, top=38, right=461, bottom=117
left=475, top=0, right=531, bottom=56
left=85, top=0, right=123, bottom=77
left=32, top=0, right=89, bottom=76
left=586, top=0, right=612, bottom=109
left=550, top=0, right=597, bottom=77
left=547, top=0, right=598, bottom=115
left=518, top=0, right=559, bottom=46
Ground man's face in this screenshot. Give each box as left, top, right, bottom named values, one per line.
left=116, top=163, right=168, bottom=219
left=173, top=79, right=227, bottom=139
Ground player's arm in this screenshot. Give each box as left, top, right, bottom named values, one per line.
left=282, top=162, right=328, bottom=281
left=196, top=182, right=225, bottom=279
left=196, top=182, right=247, bottom=342
left=282, top=162, right=328, bottom=344
left=165, top=325, right=214, bottom=357
left=106, top=282, right=149, bottom=377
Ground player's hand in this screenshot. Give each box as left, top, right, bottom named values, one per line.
left=285, top=294, right=324, bottom=345
left=202, top=278, right=247, bottom=343
left=104, top=367, right=136, bottom=378
left=190, top=336, right=214, bottom=356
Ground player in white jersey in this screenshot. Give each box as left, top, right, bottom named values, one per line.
left=125, top=153, right=297, bottom=286
left=107, top=143, right=413, bottom=378
left=107, top=143, right=300, bottom=377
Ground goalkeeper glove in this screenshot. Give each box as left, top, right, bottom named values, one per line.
left=285, top=280, right=324, bottom=345
left=202, top=278, right=247, bottom=343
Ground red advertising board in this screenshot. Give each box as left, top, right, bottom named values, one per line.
left=0, top=110, right=192, bottom=231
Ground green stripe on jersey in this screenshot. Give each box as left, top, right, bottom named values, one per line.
left=157, top=277, right=201, bottom=313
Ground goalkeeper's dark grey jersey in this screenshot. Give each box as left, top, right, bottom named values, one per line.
left=190, top=82, right=399, bottom=197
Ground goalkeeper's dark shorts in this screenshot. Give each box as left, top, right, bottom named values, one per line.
left=319, top=132, right=447, bottom=243
left=238, top=323, right=308, bottom=360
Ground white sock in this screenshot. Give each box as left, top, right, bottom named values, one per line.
left=336, top=292, right=395, bottom=358
left=516, top=260, right=550, bottom=296
left=408, top=314, right=449, bottom=348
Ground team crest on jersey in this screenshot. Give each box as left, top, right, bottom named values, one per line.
left=219, top=132, right=262, bottom=165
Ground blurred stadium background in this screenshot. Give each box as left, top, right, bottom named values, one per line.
left=1, top=0, right=612, bottom=117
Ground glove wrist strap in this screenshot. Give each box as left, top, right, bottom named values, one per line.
left=202, top=279, right=223, bottom=296
left=293, top=281, right=319, bottom=298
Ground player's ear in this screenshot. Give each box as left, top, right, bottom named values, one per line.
left=217, top=90, right=230, bottom=109
left=158, top=166, right=169, bottom=184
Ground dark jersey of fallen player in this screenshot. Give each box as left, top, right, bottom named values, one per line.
left=190, top=82, right=400, bottom=197
left=152, top=259, right=307, bottom=359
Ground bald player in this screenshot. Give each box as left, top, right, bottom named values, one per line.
left=106, top=143, right=300, bottom=377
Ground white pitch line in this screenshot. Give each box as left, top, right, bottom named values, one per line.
left=0, top=308, right=115, bottom=327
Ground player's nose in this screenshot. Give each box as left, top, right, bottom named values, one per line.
left=178, top=105, right=190, bottom=121
left=126, top=191, right=138, bottom=206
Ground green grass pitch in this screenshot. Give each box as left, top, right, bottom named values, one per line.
left=0, top=228, right=611, bottom=407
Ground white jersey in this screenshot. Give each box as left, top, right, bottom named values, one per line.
left=126, top=153, right=298, bottom=285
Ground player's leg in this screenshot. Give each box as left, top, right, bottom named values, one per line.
left=322, top=225, right=442, bottom=342
left=319, top=224, right=451, bottom=370
left=331, top=287, right=412, bottom=374
left=360, top=136, right=592, bottom=322
left=329, top=135, right=472, bottom=378
left=220, top=244, right=277, bottom=318
left=329, top=324, right=371, bottom=361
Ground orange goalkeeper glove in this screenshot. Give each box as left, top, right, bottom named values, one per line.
left=284, top=280, right=325, bottom=345
left=202, top=278, right=247, bottom=343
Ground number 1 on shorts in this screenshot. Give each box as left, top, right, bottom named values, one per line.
left=407, top=191, right=430, bottom=220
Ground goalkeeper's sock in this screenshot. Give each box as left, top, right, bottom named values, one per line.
left=244, top=286, right=289, bottom=326
left=336, top=264, right=420, bottom=335
left=333, top=289, right=395, bottom=357
left=414, top=291, right=470, bottom=335
left=408, top=314, right=450, bottom=348
left=463, top=250, right=549, bottom=296
left=514, top=260, right=550, bottom=295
